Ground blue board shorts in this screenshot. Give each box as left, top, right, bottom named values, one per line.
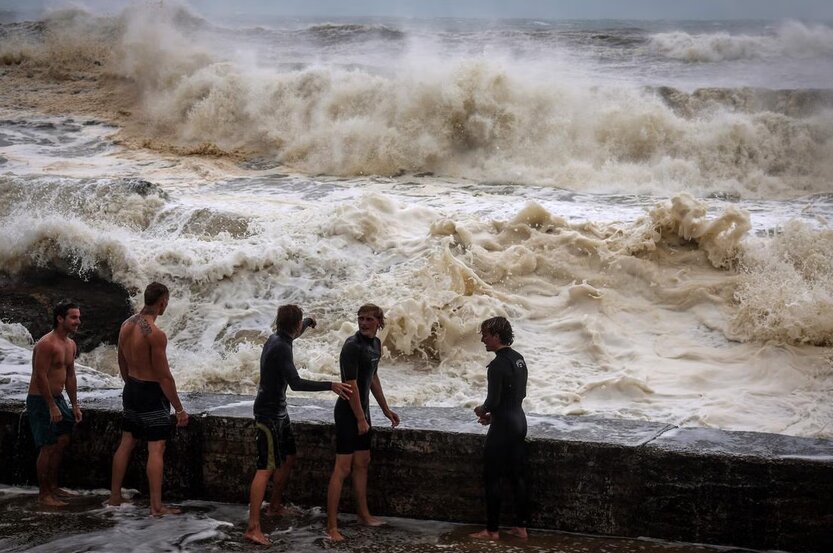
left=26, top=394, right=75, bottom=448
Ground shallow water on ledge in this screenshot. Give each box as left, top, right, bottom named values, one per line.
left=0, top=486, right=743, bottom=553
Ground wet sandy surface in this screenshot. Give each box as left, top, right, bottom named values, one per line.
left=0, top=487, right=752, bottom=553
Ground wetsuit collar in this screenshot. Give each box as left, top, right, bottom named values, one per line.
left=354, top=330, right=375, bottom=343
left=277, top=330, right=294, bottom=343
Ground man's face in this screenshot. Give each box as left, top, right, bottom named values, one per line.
left=358, top=313, right=381, bottom=338
left=480, top=330, right=501, bottom=352
left=59, top=308, right=82, bottom=334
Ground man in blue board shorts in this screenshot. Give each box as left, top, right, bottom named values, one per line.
left=26, top=300, right=83, bottom=507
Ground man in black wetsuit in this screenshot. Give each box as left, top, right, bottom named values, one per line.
left=244, top=304, right=352, bottom=545
left=470, top=316, right=530, bottom=540
left=326, top=303, right=400, bottom=542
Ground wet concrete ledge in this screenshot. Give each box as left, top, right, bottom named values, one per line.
left=1, top=392, right=831, bottom=553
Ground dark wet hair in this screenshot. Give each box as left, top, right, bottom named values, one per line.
left=52, top=300, right=80, bottom=329
left=480, top=316, right=513, bottom=346
left=275, top=304, right=303, bottom=334
left=358, top=303, right=384, bottom=329
left=144, top=282, right=169, bottom=306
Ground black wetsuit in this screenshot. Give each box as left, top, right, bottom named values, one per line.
left=479, top=346, right=530, bottom=532
left=333, top=331, right=380, bottom=454
left=253, top=331, right=330, bottom=466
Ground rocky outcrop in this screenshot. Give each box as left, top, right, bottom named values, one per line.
left=0, top=269, right=133, bottom=351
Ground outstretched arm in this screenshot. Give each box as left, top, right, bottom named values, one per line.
left=371, top=374, right=399, bottom=428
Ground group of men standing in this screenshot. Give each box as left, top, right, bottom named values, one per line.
left=24, top=283, right=530, bottom=543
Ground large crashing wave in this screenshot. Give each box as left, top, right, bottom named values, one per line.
left=2, top=5, right=832, bottom=197
left=648, top=20, right=833, bottom=62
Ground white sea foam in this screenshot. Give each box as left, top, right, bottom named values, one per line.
left=1, top=8, right=831, bottom=438
left=649, top=20, right=833, bottom=62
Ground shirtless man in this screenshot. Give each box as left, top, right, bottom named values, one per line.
left=107, top=282, right=188, bottom=516
left=26, top=300, right=83, bottom=507
left=326, top=304, right=400, bottom=542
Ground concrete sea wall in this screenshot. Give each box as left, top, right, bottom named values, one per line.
left=1, top=393, right=831, bottom=552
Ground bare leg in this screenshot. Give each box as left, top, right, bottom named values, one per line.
left=507, top=527, right=528, bottom=538
left=326, top=454, right=353, bottom=541
left=351, top=450, right=382, bottom=526
left=147, top=440, right=179, bottom=516
left=244, top=469, right=274, bottom=545
left=108, top=432, right=137, bottom=506
left=266, top=455, right=295, bottom=516
left=36, top=444, right=65, bottom=507
left=49, top=434, right=72, bottom=498
left=469, top=529, right=500, bottom=540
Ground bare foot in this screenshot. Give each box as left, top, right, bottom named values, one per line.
left=38, top=494, right=67, bottom=508
left=106, top=495, right=131, bottom=507
left=54, top=488, right=77, bottom=498
left=244, top=528, right=271, bottom=545
left=325, top=528, right=346, bottom=541
left=507, top=527, right=528, bottom=539
left=469, top=529, right=500, bottom=540
left=358, top=515, right=385, bottom=527
left=265, top=504, right=300, bottom=517
left=150, top=505, right=182, bottom=517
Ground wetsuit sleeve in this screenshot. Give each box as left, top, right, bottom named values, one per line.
left=340, top=340, right=361, bottom=381
left=481, top=362, right=502, bottom=413
left=278, top=343, right=331, bottom=392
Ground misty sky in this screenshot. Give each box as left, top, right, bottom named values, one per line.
left=3, top=0, right=833, bottom=21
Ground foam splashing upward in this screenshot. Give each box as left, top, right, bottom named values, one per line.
left=0, top=2, right=831, bottom=438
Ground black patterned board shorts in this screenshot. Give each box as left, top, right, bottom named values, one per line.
left=255, top=416, right=297, bottom=471
left=121, top=377, right=172, bottom=442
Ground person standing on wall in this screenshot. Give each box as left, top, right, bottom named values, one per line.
left=107, top=282, right=189, bottom=516
left=326, top=303, right=400, bottom=542
left=470, top=316, right=530, bottom=540
left=244, top=304, right=352, bottom=545
left=25, top=300, right=83, bottom=507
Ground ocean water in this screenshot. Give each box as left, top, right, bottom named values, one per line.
left=0, top=3, right=832, bottom=438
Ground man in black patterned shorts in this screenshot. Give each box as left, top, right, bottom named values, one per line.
left=106, top=282, right=189, bottom=516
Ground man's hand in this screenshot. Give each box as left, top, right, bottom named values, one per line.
left=176, top=409, right=189, bottom=427
left=72, top=404, right=82, bottom=423
left=478, top=413, right=491, bottom=426
left=331, top=382, right=352, bottom=399
left=302, top=317, right=317, bottom=330
left=49, top=403, right=62, bottom=423
left=473, top=405, right=486, bottom=418
left=357, top=418, right=370, bottom=435
left=384, top=409, right=400, bottom=428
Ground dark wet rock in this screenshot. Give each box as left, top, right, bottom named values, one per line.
left=0, top=269, right=133, bottom=351
left=122, top=178, right=169, bottom=199
left=1, top=392, right=831, bottom=552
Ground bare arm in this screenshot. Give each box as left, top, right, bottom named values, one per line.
left=32, top=344, right=60, bottom=422
left=117, top=325, right=129, bottom=382
left=371, top=373, right=399, bottom=428
left=65, top=340, right=82, bottom=422
left=149, top=330, right=188, bottom=427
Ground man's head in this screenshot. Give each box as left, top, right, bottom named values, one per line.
left=144, top=282, right=170, bottom=315
left=357, top=303, right=384, bottom=338
left=480, top=316, right=513, bottom=351
left=275, top=304, right=303, bottom=337
left=52, top=300, right=81, bottom=334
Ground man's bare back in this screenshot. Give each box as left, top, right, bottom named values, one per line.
left=119, top=313, right=166, bottom=382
